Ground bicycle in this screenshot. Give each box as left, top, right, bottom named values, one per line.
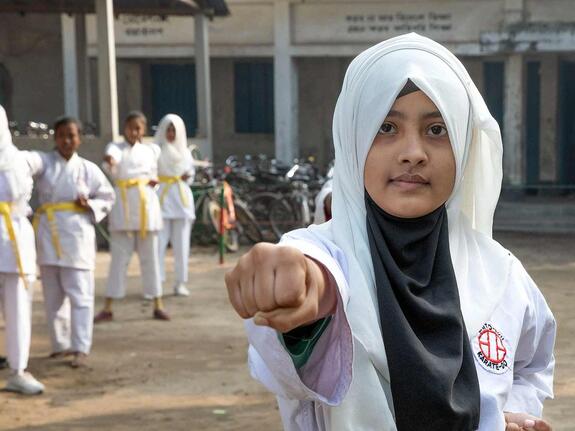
left=191, top=180, right=240, bottom=252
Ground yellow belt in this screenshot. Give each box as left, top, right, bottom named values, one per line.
left=0, top=202, right=28, bottom=289
left=158, top=176, right=189, bottom=208
left=116, top=178, right=148, bottom=239
left=33, top=202, right=87, bottom=259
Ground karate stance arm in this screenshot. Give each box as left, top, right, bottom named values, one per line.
left=102, top=154, right=118, bottom=179
left=225, top=243, right=338, bottom=333
left=22, top=150, right=45, bottom=178
left=237, top=238, right=353, bottom=404
left=83, top=167, right=116, bottom=223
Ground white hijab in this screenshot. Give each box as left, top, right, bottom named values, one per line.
left=0, top=105, right=16, bottom=172
left=297, top=32, right=512, bottom=395
left=0, top=105, right=30, bottom=202
left=155, top=114, right=192, bottom=177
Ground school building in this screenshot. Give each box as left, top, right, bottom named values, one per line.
left=1, top=0, right=574, bottom=199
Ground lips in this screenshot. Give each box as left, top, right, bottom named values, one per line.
left=391, top=173, right=429, bottom=184
left=390, top=173, right=430, bottom=190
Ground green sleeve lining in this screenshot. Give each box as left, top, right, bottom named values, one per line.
left=278, top=316, right=332, bottom=369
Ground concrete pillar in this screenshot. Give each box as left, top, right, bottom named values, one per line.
left=117, top=62, right=142, bottom=122
left=274, top=0, right=298, bottom=163
left=503, top=54, right=524, bottom=186
left=61, top=14, right=79, bottom=118
left=501, top=0, right=525, bottom=186
left=95, top=0, right=120, bottom=142
left=539, top=54, right=558, bottom=182
left=195, top=13, right=213, bottom=160
left=75, top=14, right=92, bottom=124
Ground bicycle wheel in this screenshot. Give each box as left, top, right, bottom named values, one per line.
left=248, top=192, right=282, bottom=229
left=192, top=193, right=217, bottom=245
left=234, top=199, right=264, bottom=243
left=206, top=199, right=222, bottom=233
left=225, top=228, right=240, bottom=252
left=269, top=198, right=298, bottom=240
left=205, top=199, right=240, bottom=252
left=292, top=194, right=312, bottom=227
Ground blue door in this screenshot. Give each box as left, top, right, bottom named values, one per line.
left=234, top=62, right=274, bottom=133
left=0, top=64, right=9, bottom=108
left=559, top=61, right=575, bottom=186
left=150, top=63, right=197, bottom=136
left=483, top=62, right=505, bottom=131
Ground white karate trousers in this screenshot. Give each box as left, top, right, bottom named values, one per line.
left=0, top=273, right=33, bottom=372
left=105, top=231, right=162, bottom=299
left=159, top=218, right=192, bottom=285
left=40, top=266, right=94, bottom=354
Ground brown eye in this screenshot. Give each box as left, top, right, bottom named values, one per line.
left=428, top=124, right=447, bottom=137
left=378, top=123, right=396, bottom=135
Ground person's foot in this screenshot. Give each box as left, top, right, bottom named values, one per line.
left=153, top=308, right=171, bottom=321
left=70, top=352, right=88, bottom=369
left=94, top=310, right=113, bottom=323
left=0, top=356, right=7, bottom=370
left=142, top=293, right=154, bottom=301
left=48, top=351, right=71, bottom=359
left=4, top=371, right=45, bottom=395
left=173, top=283, right=190, bottom=297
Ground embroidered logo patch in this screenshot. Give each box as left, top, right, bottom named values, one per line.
left=472, top=323, right=510, bottom=374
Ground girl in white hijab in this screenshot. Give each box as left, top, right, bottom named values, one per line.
left=0, top=105, right=44, bottom=394
left=155, top=114, right=195, bottom=297
left=225, top=33, right=555, bottom=431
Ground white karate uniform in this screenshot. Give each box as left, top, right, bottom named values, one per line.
left=157, top=174, right=195, bottom=285
left=104, top=141, right=163, bottom=299
left=159, top=218, right=193, bottom=284
left=242, top=34, right=556, bottom=430
left=0, top=154, right=36, bottom=372
left=246, top=232, right=556, bottom=431
left=26, top=150, right=114, bottom=354
left=154, top=114, right=196, bottom=286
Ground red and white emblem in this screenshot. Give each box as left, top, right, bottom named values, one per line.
left=472, top=323, right=511, bottom=374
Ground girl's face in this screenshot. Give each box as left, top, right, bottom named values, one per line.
left=55, top=122, right=81, bottom=160
left=124, top=118, right=146, bottom=145
left=364, top=90, right=456, bottom=218
left=166, top=123, right=176, bottom=143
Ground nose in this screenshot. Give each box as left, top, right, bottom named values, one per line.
left=397, top=133, right=428, bottom=167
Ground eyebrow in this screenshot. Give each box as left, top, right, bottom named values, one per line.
left=386, top=109, right=444, bottom=121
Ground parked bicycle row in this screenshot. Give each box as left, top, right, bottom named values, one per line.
left=183, top=153, right=334, bottom=250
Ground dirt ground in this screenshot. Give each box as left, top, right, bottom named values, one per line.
left=0, top=232, right=573, bottom=430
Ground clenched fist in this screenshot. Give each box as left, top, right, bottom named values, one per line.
left=225, top=243, right=337, bottom=333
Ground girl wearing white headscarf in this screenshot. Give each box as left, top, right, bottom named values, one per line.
left=0, top=105, right=44, bottom=394
left=225, top=34, right=555, bottom=430
left=155, top=114, right=195, bottom=297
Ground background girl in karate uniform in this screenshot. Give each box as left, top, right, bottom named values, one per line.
left=94, top=111, right=170, bottom=322
left=225, top=34, right=556, bottom=431
left=0, top=105, right=44, bottom=394
left=26, top=117, right=115, bottom=368
left=154, top=114, right=195, bottom=297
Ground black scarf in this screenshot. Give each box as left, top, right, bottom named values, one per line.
left=365, top=192, right=480, bottom=430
